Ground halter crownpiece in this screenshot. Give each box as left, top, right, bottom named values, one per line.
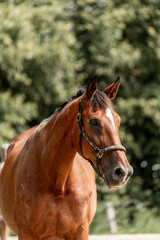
left=77, top=98, right=126, bottom=181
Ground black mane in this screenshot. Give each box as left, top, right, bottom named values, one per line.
left=55, top=87, right=86, bottom=113
left=55, top=86, right=111, bottom=113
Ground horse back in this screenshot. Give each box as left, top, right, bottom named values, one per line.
left=7, top=126, right=38, bottom=157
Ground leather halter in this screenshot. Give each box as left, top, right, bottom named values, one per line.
left=77, top=98, right=126, bottom=181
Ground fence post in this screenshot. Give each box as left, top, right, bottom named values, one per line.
left=105, top=201, right=117, bottom=233
left=1, top=144, right=10, bottom=240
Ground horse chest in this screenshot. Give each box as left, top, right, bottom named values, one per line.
left=32, top=187, right=96, bottom=239
left=44, top=192, right=90, bottom=225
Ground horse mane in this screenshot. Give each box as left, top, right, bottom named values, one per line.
left=55, top=86, right=111, bottom=114
left=55, top=87, right=86, bottom=113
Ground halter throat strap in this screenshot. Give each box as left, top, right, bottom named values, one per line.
left=77, top=98, right=126, bottom=180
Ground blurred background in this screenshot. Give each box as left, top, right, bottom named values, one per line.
left=0, top=0, right=160, bottom=235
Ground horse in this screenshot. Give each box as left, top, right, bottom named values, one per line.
left=0, top=76, right=133, bottom=240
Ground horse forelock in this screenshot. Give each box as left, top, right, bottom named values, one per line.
left=89, top=90, right=112, bottom=111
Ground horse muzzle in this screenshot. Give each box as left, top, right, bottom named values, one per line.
left=104, top=165, right=133, bottom=189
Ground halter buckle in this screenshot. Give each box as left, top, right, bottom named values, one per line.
left=97, top=150, right=103, bottom=159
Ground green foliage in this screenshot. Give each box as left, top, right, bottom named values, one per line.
left=0, top=0, right=160, bottom=234
left=0, top=0, right=80, bottom=147
left=0, top=91, right=37, bottom=145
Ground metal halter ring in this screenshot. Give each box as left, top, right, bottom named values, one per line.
left=77, top=113, right=81, bottom=122
left=97, top=150, right=104, bottom=159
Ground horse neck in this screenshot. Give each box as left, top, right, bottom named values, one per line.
left=36, top=99, right=79, bottom=195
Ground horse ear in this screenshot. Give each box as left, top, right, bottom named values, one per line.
left=103, top=76, right=120, bottom=100
left=86, top=75, right=98, bottom=100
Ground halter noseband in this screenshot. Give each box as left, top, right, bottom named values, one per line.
left=77, top=98, right=126, bottom=181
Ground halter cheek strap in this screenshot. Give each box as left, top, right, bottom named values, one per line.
left=77, top=98, right=126, bottom=181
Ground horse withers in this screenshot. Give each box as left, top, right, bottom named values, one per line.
left=0, top=76, right=133, bottom=240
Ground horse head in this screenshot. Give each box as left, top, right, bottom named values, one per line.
left=75, top=76, right=133, bottom=189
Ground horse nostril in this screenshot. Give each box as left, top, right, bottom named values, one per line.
left=113, top=167, right=125, bottom=181
left=128, top=166, right=133, bottom=178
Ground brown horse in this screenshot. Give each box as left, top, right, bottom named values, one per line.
left=0, top=76, right=133, bottom=240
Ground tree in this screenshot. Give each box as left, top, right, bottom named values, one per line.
left=0, top=0, right=80, bottom=145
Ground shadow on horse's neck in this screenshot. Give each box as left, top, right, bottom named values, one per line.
left=35, top=98, right=79, bottom=196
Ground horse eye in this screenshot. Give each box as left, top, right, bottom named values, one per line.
left=89, top=118, right=100, bottom=126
